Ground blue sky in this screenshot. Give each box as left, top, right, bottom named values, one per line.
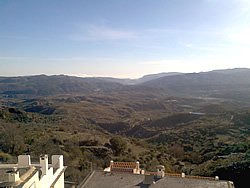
left=1, top=0, right=250, bottom=78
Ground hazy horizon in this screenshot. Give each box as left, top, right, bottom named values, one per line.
left=0, top=67, right=249, bottom=79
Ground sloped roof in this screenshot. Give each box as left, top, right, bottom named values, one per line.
left=83, top=171, right=231, bottom=188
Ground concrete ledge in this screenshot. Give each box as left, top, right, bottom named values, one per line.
left=77, top=170, right=95, bottom=188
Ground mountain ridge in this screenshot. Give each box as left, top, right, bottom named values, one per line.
left=0, top=68, right=249, bottom=187
left=0, top=68, right=249, bottom=99
left=140, top=69, right=250, bottom=99
left=96, top=72, right=183, bottom=85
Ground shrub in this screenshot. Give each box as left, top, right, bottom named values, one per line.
left=110, top=136, right=127, bottom=156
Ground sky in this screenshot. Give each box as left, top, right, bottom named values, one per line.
left=0, top=0, right=250, bottom=78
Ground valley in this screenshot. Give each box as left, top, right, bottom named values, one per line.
left=0, top=68, right=249, bottom=187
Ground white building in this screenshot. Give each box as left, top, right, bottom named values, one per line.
left=0, top=154, right=66, bottom=188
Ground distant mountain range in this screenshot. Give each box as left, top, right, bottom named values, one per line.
left=0, top=68, right=249, bottom=100
left=141, top=68, right=250, bottom=96
left=0, top=74, right=121, bottom=97
left=97, top=72, right=183, bottom=85
left=1, top=68, right=249, bottom=188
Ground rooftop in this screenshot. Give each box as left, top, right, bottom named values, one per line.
left=0, top=166, right=38, bottom=187
left=83, top=171, right=232, bottom=188
left=0, top=154, right=66, bottom=188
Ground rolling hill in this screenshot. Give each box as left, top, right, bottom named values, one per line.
left=0, top=68, right=249, bottom=187
left=97, top=72, right=183, bottom=85
left=140, top=68, right=250, bottom=100
left=0, top=75, right=122, bottom=98
left=1, top=68, right=249, bottom=99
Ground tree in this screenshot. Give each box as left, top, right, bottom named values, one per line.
left=2, top=122, right=24, bottom=155
left=110, top=136, right=127, bottom=156
left=169, top=145, right=184, bottom=159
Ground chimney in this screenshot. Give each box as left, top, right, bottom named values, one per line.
left=8, top=167, right=20, bottom=182
left=136, top=161, right=139, bottom=170
left=141, top=169, right=145, bottom=175
left=40, top=154, right=48, bottom=176
left=18, top=155, right=31, bottom=166
left=110, top=160, right=114, bottom=169
left=52, top=155, right=63, bottom=169
left=156, top=165, right=165, bottom=178
left=143, top=174, right=155, bottom=185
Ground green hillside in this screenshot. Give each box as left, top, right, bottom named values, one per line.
left=0, top=69, right=249, bottom=187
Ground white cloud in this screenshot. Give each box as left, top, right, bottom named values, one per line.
left=137, top=59, right=180, bottom=65
left=65, top=73, right=97, bottom=78
left=65, top=73, right=134, bottom=78
left=71, top=24, right=140, bottom=41
left=0, top=56, right=31, bottom=60
left=0, top=56, right=117, bottom=62
left=178, top=41, right=193, bottom=48
left=184, top=44, right=193, bottom=48
left=0, top=35, right=27, bottom=39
